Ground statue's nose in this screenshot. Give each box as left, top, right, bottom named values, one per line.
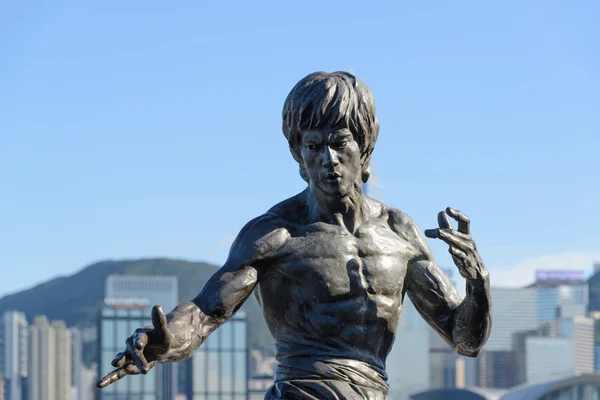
left=322, top=147, right=339, bottom=168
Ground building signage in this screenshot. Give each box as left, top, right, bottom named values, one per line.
left=535, top=270, right=585, bottom=281
left=104, top=296, right=150, bottom=308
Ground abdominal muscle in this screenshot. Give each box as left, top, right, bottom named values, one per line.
left=262, top=289, right=401, bottom=393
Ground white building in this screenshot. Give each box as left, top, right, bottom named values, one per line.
left=28, top=316, right=72, bottom=400
left=525, top=316, right=594, bottom=384
left=70, top=328, right=83, bottom=400
left=486, top=287, right=538, bottom=351
left=526, top=337, right=573, bottom=383
left=0, top=311, right=28, bottom=400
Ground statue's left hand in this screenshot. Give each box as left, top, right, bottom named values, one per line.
left=424, top=207, right=489, bottom=287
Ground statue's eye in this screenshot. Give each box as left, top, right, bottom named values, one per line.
left=306, top=144, right=318, bottom=151
left=334, top=141, right=347, bottom=149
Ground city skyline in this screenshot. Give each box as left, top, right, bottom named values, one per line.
left=3, top=266, right=600, bottom=399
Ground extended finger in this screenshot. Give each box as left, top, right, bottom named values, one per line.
left=446, top=207, right=470, bottom=235
left=437, top=211, right=452, bottom=230
left=152, top=305, right=171, bottom=345
left=126, top=336, right=149, bottom=374
left=438, top=229, right=471, bottom=250
left=97, top=367, right=128, bottom=388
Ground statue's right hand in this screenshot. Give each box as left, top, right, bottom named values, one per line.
left=97, top=305, right=172, bottom=389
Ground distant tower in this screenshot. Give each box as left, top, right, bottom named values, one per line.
left=98, top=275, right=179, bottom=400
left=182, top=311, right=248, bottom=399
left=28, top=316, right=72, bottom=400
left=70, top=328, right=83, bottom=400
left=0, top=311, right=28, bottom=400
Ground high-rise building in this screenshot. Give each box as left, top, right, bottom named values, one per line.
left=78, top=364, right=97, bottom=400
left=28, top=316, right=72, bottom=400
left=181, top=310, right=248, bottom=399
left=565, top=316, right=595, bottom=374
left=526, top=337, right=573, bottom=383
left=524, top=316, right=594, bottom=384
left=530, top=270, right=588, bottom=322
left=97, top=275, right=178, bottom=400
left=477, top=287, right=537, bottom=388
left=70, top=328, right=83, bottom=400
left=0, top=311, right=28, bottom=400
left=586, top=263, right=600, bottom=312
left=486, top=287, right=538, bottom=352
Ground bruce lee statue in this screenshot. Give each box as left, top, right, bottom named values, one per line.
left=97, top=71, right=492, bottom=399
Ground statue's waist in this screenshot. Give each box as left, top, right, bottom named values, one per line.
left=274, top=356, right=389, bottom=394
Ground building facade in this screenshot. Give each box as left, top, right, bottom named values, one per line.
left=70, top=328, right=83, bottom=400
left=28, top=316, right=72, bottom=400
left=98, top=275, right=178, bottom=400
left=0, top=311, right=28, bottom=400
left=181, top=310, right=248, bottom=399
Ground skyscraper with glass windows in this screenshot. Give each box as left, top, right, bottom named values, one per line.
left=181, top=310, right=248, bottom=399
left=97, top=275, right=178, bottom=400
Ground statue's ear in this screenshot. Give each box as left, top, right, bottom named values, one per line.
left=361, top=155, right=372, bottom=183
left=362, top=167, right=370, bottom=183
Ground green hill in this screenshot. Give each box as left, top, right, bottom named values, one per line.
left=0, top=258, right=274, bottom=363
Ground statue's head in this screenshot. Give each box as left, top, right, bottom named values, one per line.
left=282, top=72, right=379, bottom=188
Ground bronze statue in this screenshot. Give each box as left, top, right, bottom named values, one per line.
left=97, top=71, right=492, bottom=399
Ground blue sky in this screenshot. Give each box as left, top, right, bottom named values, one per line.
left=1, top=1, right=598, bottom=298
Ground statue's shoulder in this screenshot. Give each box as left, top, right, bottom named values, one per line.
left=228, top=192, right=310, bottom=263
left=266, top=190, right=309, bottom=225
left=363, top=196, right=411, bottom=226
left=372, top=200, right=423, bottom=245
left=230, top=212, right=293, bottom=265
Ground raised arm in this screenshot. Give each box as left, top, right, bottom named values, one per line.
left=397, top=207, right=491, bottom=357
left=164, top=213, right=290, bottom=361
left=97, top=212, right=290, bottom=388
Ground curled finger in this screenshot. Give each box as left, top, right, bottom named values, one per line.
left=133, top=328, right=150, bottom=351
left=126, top=336, right=149, bottom=374
left=446, top=207, right=470, bottom=235
left=111, top=351, right=129, bottom=368
left=437, top=211, right=452, bottom=230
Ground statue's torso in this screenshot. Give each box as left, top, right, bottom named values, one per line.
left=256, top=205, right=418, bottom=373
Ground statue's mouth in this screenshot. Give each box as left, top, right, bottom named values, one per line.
left=324, top=172, right=342, bottom=183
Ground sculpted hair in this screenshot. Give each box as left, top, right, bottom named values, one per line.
left=282, top=71, right=380, bottom=183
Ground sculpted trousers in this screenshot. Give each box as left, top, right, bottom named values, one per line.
left=264, top=380, right=388, bottom=400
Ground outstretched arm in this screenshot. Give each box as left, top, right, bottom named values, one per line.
left=98, top=213, right=289, bottom=388
left=400, top=208, right=491, bottom=357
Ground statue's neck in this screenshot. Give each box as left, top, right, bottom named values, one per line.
left=307, top=185, right=364, bottom=233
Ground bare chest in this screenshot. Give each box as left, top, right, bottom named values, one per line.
left=270, top=223, right=414, bottom=301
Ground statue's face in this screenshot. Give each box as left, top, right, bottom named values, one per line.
left=300, top=127, right=361, bottom=198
